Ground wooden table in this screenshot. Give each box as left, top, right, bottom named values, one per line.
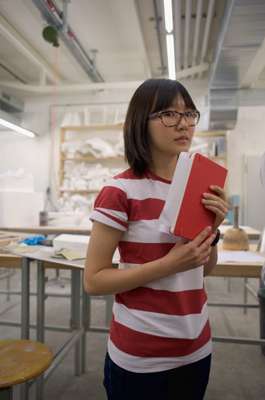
left=0, top=226, right=91, bottom=235
left=212, top=248, right=264, bottom=278
left=0, top=224, right=260, bottom=239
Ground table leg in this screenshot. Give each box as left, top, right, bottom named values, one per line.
left=20, top=257, right=30, bottom=400
left=21, top=257, right=30, bottom=339
left=244, top=277, right=248, bottom=315
left=105, top=295, right=114, bottom=327
left=71, top=269, right=81, bottom=376
left=36, top=260, right=46, bottom=400
left=81, top=277, right=91, bottom=373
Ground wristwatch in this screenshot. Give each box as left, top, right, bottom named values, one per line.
left=211, top=228, right=220, bottom=247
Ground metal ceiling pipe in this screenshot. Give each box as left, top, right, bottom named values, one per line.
left=173, top=0, right=181, bottom=71
left=32, top=0, right=104, bottom=82
left=153, top=0, right=167, bottom=75
left=183, top=0, right=192, bottom=69
left=191, top=0, right=203, bottom=67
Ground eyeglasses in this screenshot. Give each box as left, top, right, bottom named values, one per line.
left=149, top=110, right=200, bottom=127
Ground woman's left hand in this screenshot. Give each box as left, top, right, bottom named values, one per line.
left=202, top=185, right=229, bottom=232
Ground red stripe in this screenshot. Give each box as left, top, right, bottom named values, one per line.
left=119, top=241, right=174, bottom=263
left=128, top=198, right=164, bottom=220
left=114, top=169, right=140, bottom=180
left=116, top=288, right=206, bottom=315
left=110, top=319, right=211, bottom=357
left=94, top=186, right=128, bottom=212
left=114, top=168, right=171, bottom=184
left=95, top=209, right=128, bottom=228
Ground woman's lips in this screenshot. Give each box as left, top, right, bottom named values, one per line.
left=174, top=137, right=189, bottom=143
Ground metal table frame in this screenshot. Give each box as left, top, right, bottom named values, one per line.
left=2, top=247, right=98, bottom=400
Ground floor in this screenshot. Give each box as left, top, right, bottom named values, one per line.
left=0, top=266, right=265, bottom=400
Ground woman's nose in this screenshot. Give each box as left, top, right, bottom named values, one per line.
left=176, top=114, right=189, bottom=129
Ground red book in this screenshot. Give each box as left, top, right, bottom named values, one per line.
left=159, top=152, right=228, bottom=240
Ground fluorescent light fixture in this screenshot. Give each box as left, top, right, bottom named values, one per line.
left=0, top=118, right=36, bottom=138
left=166, top=34, right=176, bottom=80
left=163, top=0, right=173, bottom=33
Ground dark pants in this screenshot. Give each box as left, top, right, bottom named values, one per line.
left=103, top=352, right=211, bottom=400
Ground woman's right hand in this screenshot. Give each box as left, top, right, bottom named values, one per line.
left=164, top=227, right=216, bottom=273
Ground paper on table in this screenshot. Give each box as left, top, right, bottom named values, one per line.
left=52, top=248, right=86, bottom=261
left=218, top=250, right=265, bottom=264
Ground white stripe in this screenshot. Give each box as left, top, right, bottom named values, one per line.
left=122, top=220, right=182, bottom=243
left=107, top=178, right=169, bottom=200
left=97, top=207, right=128, bottom=223
left=119, top=263, right=204, bottom=292
left=108, top=338, right=212, bottom=373
left=159, top=153, right=193, bottom=234
left=113, top=301, right=208, bottom=339
left=90, top=210, right=127, bottom=232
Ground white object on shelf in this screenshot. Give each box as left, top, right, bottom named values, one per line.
left=0, top=191, right=44, bottom=227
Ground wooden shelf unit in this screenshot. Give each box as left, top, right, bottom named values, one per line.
left=59, top=123, right=125, bottom=196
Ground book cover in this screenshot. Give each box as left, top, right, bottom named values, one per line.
left=159, top=152, right=228, bottom=240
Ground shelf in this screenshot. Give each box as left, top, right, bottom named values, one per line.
left=195, top=131, right=226, bottom=137
left=61, top=123, right=123, bottom=131
left=62, top=155, right=124, bottom=162
left=59, top=121, right=126, bottom=206
left=60, top=189, right=99, bottom=194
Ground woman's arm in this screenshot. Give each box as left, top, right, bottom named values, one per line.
left=84, top=221, right=216, bottom=295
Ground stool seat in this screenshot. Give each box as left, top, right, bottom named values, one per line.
left=0, top=339, right=53, bottom=388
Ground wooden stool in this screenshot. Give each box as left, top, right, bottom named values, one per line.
left=0, top=339, right=53, bottom=400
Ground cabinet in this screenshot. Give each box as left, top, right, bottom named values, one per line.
left=59, top=123, right=127, bottom=211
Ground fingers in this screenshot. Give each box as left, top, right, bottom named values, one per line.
left=202, top=201, right=228, bottom=216
left=202, top=194, right=228, bottom=210
left=209, top=185, right=226, bottom=200
left=192, top=226, right=212, bottom=246
left=199, top=232, right=216, bottom=250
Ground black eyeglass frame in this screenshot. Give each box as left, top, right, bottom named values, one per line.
left=148, top=109, right=200, bottom=127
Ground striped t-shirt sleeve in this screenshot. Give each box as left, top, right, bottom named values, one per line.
left=89, top=184, right=129, bottom=231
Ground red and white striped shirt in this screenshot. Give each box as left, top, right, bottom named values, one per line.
left=90, top=168, right=212, bottom=373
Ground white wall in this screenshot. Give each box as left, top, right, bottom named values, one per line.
left=227, top=106, right=265, bottom=227
left=0, top=90, right=133, bottom=195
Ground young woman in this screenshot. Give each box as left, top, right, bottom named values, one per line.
left=84, top=79, right=228, bottom=400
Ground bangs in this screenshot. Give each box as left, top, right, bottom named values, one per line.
left=150, top=80, right=197, bottom=113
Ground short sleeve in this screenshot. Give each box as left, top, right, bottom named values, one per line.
left=89, top=184, right=129, bottom=231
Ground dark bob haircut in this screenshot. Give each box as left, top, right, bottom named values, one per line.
left=123, top=78, right=197, bottom=176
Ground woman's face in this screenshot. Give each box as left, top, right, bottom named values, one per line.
left=148, top=95, right=196, bottom=159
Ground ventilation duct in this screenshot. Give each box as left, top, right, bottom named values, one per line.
left=208, top=0, right=265, bottom=130
left=0, top=90, right=23, bottom=114
left=0, top=90, right=23, bottom=129
left=208, top=89, right=238, bottom=130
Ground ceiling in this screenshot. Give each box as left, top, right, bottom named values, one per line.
left=0, top=0, right=227, bottom=87
left=0, top=0, right=265, bottom=125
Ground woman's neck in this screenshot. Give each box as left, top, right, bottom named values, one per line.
left=149, top=154, right=179, bottom=181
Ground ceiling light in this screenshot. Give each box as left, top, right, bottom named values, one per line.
left=163, top=0, right=173, bottom=33
left=166, top=34, right=176, bottom=80
left=0, top=118, right=36, bottom=138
